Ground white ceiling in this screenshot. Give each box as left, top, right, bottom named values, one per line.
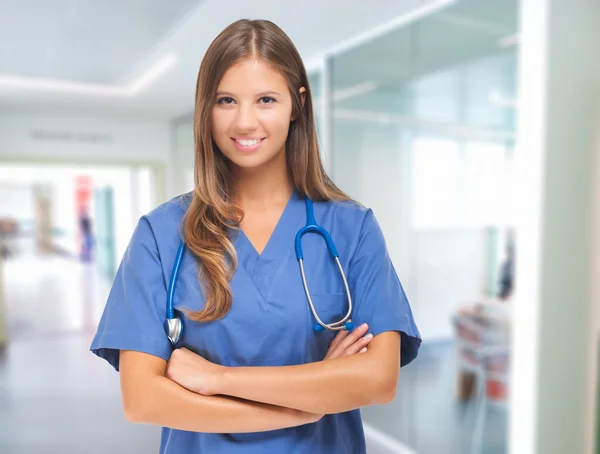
left=0, top=0, right=449, bottom=120
left=0, top=0, right=204, bottom=84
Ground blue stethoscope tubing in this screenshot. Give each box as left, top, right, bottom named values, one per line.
left=164, top=241, right=186, bottom=345
left=165, top=195, right=353, bottom=345
left=294, top=197, right=353, bottom=332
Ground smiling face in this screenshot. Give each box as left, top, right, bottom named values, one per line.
left=211, top=58, right=295, bottom=172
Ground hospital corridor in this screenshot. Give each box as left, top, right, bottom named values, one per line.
left=1, top=1, right=599, bottom=453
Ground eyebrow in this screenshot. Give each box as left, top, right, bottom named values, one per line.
left=215, top=90, right=283, bottom=97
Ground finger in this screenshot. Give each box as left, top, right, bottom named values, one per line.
left=328, top=323, right=368, bottom=358
left=332, top=324, right=368, bottom=355
left=342, top=333, right=374, bottom=356
left=324, top=328, right=356, bottom=360
left=327, top=329, right=349, bottom=353
left=324, top=331, right=349, bottom=360
left=326, top=332, right=372, bottom=360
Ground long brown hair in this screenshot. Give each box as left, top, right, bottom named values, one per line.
left=182, top=19, right=351, bottom=322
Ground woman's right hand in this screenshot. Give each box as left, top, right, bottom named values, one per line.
left=304, top=323, right=373, bottom=423
left=323, top=323, right=373, bottom=360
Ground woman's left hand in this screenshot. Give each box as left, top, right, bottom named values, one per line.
left=165, top=347, right=225, bottom=396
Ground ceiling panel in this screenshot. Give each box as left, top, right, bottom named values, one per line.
left=331, top=0, right=517, bottom=91
left=0, top=0, right=204, bottom=84
left=329, top=0, right=518, bottom=132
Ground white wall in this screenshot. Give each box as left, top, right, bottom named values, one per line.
left=50, top=175, right=77, bottom=254
left=511, top=1, right=600, bottom=452
left=411, top=229, right=488, bottom=340
left=0, top=183, right=34, bottom=224
left=0, top=113, right=172, bottom=200
left=172, top=119, right=195, bottom=196
left=590, top=121, right=600, bottom=454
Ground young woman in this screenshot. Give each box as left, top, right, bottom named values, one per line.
left=90, top=19, right=421, bottom=454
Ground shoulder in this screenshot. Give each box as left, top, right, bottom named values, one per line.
left=313, top=197, right=383, bottom=257
left=145, top=192, right=191, bottom=226
left=320, top=199, right=389, bottom=262
left=137, top=192, right=192, bottom=246
left=316, top=197, right=376, bottom=232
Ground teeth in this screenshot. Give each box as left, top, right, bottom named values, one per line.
left=236, top=139, right=261, bottom=146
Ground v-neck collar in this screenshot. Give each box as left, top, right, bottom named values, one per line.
left=232, top=189, right=306, bottom=301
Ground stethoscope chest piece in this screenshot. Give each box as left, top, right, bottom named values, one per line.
left=165, top=317, right=183, bottom=345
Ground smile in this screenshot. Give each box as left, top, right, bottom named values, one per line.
left=232, top=137, right=265, bottom=152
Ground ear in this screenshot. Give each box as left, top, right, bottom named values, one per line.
left=291, top=87, right=307, bottom=121
left=299, top=86, right=306, bottom=107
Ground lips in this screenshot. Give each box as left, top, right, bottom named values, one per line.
left=231, top=137, right=265, bottom=152
left=235, top=138, right=262, bottom=146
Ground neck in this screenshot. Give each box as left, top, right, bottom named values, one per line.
left=232, top=152, right=293, bottom=206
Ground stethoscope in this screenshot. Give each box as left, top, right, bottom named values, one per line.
left=164, top=196, right=353, bottom=346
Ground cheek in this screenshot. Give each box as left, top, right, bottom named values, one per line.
left=211, top=110, right=230, bottom=137
left=262, top=110, right=292, bottom=137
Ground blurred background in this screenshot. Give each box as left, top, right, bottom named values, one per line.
left=0, top=0, right=598, bottom=453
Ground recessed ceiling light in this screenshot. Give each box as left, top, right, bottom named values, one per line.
left=499, top=34, right=520, bottom=49
left=490, top=89, right=518, bottom=109
left=0, top=54, right=178, bottom=97
left=130, top=54, right=178, bottom=94
left=313, top=80, right=378, bottom=105
left=0, top=75, right=131, bottom=96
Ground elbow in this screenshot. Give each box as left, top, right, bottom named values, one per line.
left=119, top=350, right=167, bottom=425
left=379, top=381, right=397, bottom=404
left=371, top=373, right=398, bottom=405
left=360, top=332, right=402, bottom=405
left=123, top=398, right=146, bottom=424
left=123, top=406, right=139, bottom=423
left=122, top=390, right=157, bottom=424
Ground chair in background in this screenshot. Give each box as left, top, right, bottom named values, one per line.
left=452, top=299, right=511, bottom=454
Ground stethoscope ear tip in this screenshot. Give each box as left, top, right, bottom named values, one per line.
left=312, top=322, right=354, bottom=332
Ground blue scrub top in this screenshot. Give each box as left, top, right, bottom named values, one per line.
left=90, top=190, right=421, bottom=454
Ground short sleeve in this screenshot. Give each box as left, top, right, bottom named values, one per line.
left=89, top=216, right=173, bottom=371
left=348, top=210, right=421, bottom=367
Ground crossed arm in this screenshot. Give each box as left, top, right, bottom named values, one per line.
left=120, top=327, right=401, bottom=433
left=120, top=350, right=321, bottom=433
left=202, top=331, right=400, bottom=414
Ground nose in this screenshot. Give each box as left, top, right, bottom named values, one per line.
left=233, top=104, right=259, bottom=133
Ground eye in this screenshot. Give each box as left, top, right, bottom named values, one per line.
left=259, top=96, right=276, bottom=104
left=217, top=97, right=235, bottom=105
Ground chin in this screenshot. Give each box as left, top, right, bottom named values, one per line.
left=221, top=147, right=285, bottom=171
left=224, top=152, right=275, bottom=170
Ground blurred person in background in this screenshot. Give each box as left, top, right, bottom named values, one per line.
left=78, top=209, right=94, bottom=262
left=498, top=231, right=514, bottom=301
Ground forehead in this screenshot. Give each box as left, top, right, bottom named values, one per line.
left=217, top=58, right=289, bottom=94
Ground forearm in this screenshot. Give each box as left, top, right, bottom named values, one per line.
left=219, top=350, right=396, bottom=415
left=125, top=374, right=320, bottom=433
